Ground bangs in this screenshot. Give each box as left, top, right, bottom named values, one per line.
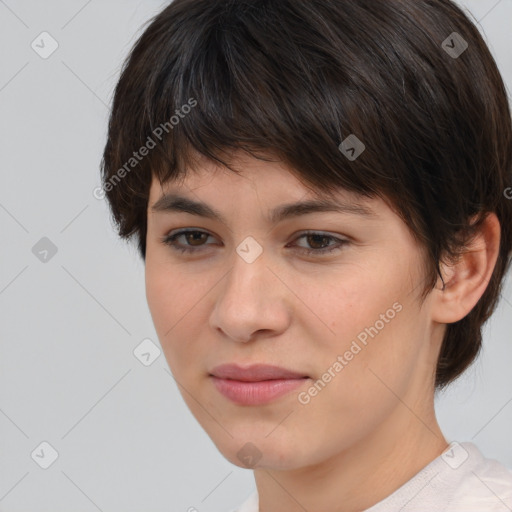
left=136, top=0, right=404, bottom=201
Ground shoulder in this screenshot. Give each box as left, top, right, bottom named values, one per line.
left=228, top=490, right=258, bottom=512
left=446, top=443, right=512, bottom=511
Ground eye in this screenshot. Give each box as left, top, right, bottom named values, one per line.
left=292, top=231, right=349, bottom=256
left=161, top=229, right=216, bottom=254
left=161, top=229, right=349, bottom=256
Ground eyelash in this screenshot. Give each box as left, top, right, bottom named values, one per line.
left=160, top=229, right=348, bottom=256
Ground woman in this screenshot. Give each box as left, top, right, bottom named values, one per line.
left=101, top=0, right=512, bottom=510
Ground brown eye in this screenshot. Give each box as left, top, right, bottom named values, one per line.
left=183, top=231, right=209, bottom=246
left=292, top=232, right=349, bottom=256
left=304, top=234, right=332, bottom=250
left=162, top=230, right=215, bottom=254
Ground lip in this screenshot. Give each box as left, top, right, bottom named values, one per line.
left=209, top=364, right=310, bottom=405
left=210, top=363, right=308, bottom=381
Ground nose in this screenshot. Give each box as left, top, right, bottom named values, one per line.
left=209, top=247, right=291, bottom=343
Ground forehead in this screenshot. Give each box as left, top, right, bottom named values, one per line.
left=147, top=158, right=397, bottom=231
left=148, top=151, right=373, bottom=207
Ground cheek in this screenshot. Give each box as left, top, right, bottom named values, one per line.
left=314, top=263, right=405, bottom=349
left=145, top=248, right=192, bottom=331
left=295, top=317, right=421, bottom=457
left=145, top=261, right=211, bottom=372
left=145, top=262, right=172, bottom=334
left=311, top=265, right=422, bottom=398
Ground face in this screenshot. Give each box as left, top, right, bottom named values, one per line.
left=145, top=151, right=442, bottom=470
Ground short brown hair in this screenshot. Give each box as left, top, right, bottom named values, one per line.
left=101, top=0, right=512, bottom=389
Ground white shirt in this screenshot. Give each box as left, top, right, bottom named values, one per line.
left=230, top=442, right=512, bottom=512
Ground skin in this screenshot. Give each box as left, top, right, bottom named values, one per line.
left=145, top=150, right=501, bottom=512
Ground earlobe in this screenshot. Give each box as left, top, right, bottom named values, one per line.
left=431, top=213, right=501, bottom=325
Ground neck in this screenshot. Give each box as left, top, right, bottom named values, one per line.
left=254, top=400, right=448, bottom=512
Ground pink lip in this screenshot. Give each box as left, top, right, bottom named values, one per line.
left=209, top=364, right=310, bottom=405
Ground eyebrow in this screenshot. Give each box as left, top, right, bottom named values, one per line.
left=150, top=193, right=377, bottom=224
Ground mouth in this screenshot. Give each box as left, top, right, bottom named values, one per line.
left=209, top=363, right=310, bottom=405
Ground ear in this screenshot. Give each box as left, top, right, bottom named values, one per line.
left=431, top=212, right=501, bottom=324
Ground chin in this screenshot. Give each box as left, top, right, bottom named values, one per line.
left=211, top=434, right=308, bottom=471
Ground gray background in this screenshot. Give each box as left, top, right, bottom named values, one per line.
left=0, top=1, right=511, bottom=511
